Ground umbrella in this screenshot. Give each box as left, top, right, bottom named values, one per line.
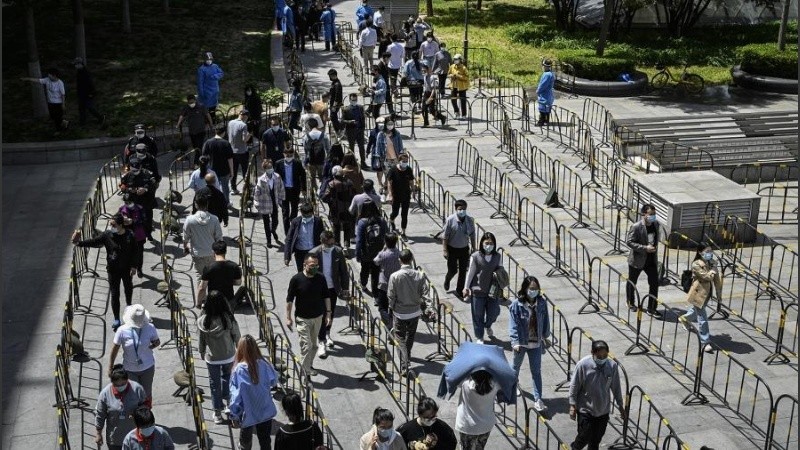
left=437, top=341, right=517, bottom=405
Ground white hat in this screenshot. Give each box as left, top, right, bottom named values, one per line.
left=453, top=54, right=463, bottom=60
left=332, top=165, right=343, bottom=176
left=123, top=304, right=151, bottom=328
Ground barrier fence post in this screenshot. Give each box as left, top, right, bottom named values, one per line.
left=624, top=294, right=650, bottom=355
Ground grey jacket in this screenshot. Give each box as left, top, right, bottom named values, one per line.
left=568, top=355, right=624, bottom=417
left=197, top=315, right=241, bottom=363
left=387, top=265, right=430, bottom=315
left=626, top=220, right=658, bottom=269
left=120, top=426, right=175, bottom=450
left=308, top=245, right=350, bottom=294
left=95, top=381, right=148, bottom=446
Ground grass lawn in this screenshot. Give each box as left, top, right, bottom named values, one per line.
left=423, top=0, right=797, bottom=87
left=2, top=0, right=276, bottom=142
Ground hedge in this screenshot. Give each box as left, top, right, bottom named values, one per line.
left=737, top=43, right=799, bottom=80
left=556, top=50, right=635, bottom=81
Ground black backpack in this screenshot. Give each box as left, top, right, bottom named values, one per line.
left=680, top=270, right=693, bottom=293
left=305, top=134, right=326, bottom=165
left=365, top=219, right=385, bottom=259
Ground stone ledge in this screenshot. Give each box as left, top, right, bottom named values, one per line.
left=555, top=71, right=649, bottom=97
left=731, top=65, right=798, bottom=95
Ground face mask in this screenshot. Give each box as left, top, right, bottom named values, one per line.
left=323, top=245, right=333, bottom=252
left=140, top=426, right=155, bottom=437
left=135, top=152, right=147, bottom=160
left=307, top=266, right=319, bottom=276
left=483, top=244, right=494, bottom=253
left=265, top=169, right=275, bottom=176
left=399, top=162, right=409, bottom=170
left=386, top=125, right=395, bottom=131
left=456, top=209, right=466, bottom=218
left=285, top=155, right=295, bottom=161
left=302, top=215, right=313, bottom=223
left=350, top=99, right=358, bottom=105
left=114, top=383, right=128, bottom=392
left=703, top=252, right=713, bottom=261
left=205, top=59, right=213, bottom=65
left=377, top=428, right=393, bottom=439
left=188, top=102, right=197, bottom=108
left=135, top=132, right=145, bottom=138
left=427, top=37, right=433, bottom=42
left=527, top=289, right=539, bottom=299
left=646, top=214, right=656, bottom=223
left=130, top=169, right=141, bottom=175
left=271, top=125, right=280, bottom=132
left=246, top=90, right=252, bottom=95
left=419, top=417, right=435, bottom=427
left=594, top=357, right=608, bottom=367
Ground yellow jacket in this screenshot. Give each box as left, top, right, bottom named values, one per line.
left=448, top=64, right=470, bottom=90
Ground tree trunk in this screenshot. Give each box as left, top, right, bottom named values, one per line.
left=163, top=0, right=169, bottom=15
left=25, top=3, right=48, bottom=118
left=476, top=0, right=482, bottom=11
left=777, top=0, right=791, bottom=50
left=73, top=0, right=86, bottom=63
left=426, top=0, right=433, bottom=16
left=596, top=0, right=615, bottom=56
left=122, top=0, right=131, bottom=33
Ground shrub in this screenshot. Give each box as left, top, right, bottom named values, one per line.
left=506, top=23, right=560, bottom=45
left=555, top=50, right=635, bottom=81
left=262, top=88, right=285, bottom=107
left=737, top=43, right=799, bottom=79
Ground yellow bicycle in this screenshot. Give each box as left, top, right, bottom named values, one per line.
left=650, top=63, right=705, bottom=95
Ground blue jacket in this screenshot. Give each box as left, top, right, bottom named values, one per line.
left=275, top=0, right=286, bottom=18
left=508, top=296, right=550, bottom=350
left=536, top=71, right=555, bottom=113
left=372, top=77, right=387, bottom=104
left=321, top=9, right=336, bottom=40
left=437, top=342, right=517, bottom=405
left=374, top=130, right=403, bottom=160
left=355, top=4, right=373, bottom=22
left=403, top=59, right=424, bottom=82
left=282, top=5, right=295, bottom=36
left=229, top=359, right=279, bottom=428
left=197, top=63, right=224, bottom=109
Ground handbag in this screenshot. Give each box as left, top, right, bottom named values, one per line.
left=680, top=270, right=693, bottom=293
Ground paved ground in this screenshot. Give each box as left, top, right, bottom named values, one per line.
left=3, top=1, right=798, bottom=449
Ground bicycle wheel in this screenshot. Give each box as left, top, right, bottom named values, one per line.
left=650, top=72, right=670, bottom=91
left=682, top=74, right=705, bottom=95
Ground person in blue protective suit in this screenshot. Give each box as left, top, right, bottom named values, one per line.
left=320, top=3, right=337, bottom=51
left=536, top=59, right=555, bottom=126
left=197, top=52, right=224, bottom=116
left=275, top=0, right=286, bottom=30
left=355, top=0, right=373, bottom=29
left=282, top=1, right=296, bottom=44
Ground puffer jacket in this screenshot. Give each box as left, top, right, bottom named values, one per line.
left=197, top=314, right=241, bottom=363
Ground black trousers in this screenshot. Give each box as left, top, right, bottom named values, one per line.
left=108, top=269, right=134, bottom=321
left=288, top=111, right=301, bottom=131
left=376, top=288, right=392, bottom=326
left=571, top=413, right=609, bottom=450
left=360, top=260, right=380, bottom=293
left=390, top=197, right=411, bottom=231
left=262, top=206, right=279, bottom=245
left=437, top=74, right=448, bottom=96
left=330, top=107, right=341, bottom=132
left=78, top=97, right=103, bottom=124
left=282, top=188, right=301, bottom=233
left=422, top=92, right=445, bottom=126
left=239, top=419, right=272, bottom=450
left=293, top=249, right=309, bottom=272
left=48, top=102, right=65, bottom=130
left=135, top=241, right=145, bottom=272
left=445, top=245, right=470, bottom=293
left=231, top=153, right=250, bottom=188
left=627, top=262, right=659, bottom=311
left=318, top=288, right=338, bottom=341
left=332, top=218, right=354, bottom=246
left=451, top=89, right=467, bottom=117
left=345, top=128, right=366, bottom=165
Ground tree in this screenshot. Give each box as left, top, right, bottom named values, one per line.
left=596, top=0, right=615, bottom=56
left=24, top=1, right=49, bottom=118
left=73, top=0, right=86, bottom=63
left=777, top=0, right=792, bottom=50
left=122, top=0, right=131, bottom=33
left=426, top=0, right=433, bottom=16
left=552, top=0, right=581, bottom=30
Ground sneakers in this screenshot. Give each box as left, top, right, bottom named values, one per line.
left=648, top=310, right=663, bottom=319
left=308, top=368, right=318, bottom=376
left=111, top=319, right=121, bottom=331
left=703, top=344, right=715, bottom=353
left=476, top=338, right=484, bottom=344
left=679, top=316, right=690, bottom=332
left=213, top=411, right=224, bottom=424
left=326, top=336, right=335, bottom=349
left=516, top=387, right=522, bottom=396
left=533, top=400, right=547, bottom=412
left=486, top=327, right=494, bottom=338
left=316, top=343, right=328, bottom=358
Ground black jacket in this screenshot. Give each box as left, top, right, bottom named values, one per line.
left=329, top=79, right=343, bottom=109
left=284, top=216, right=323, bottom=261
left=307, top=245, right=350, bottom=293
left=77, top=230, right=139, bottom=272
left=120, top=169, right=158, bottom=205
left=76, top=67, right=96, bottom=100
left=341, top=104, right=366, bottom=130
left=275, top=158, right=307, bottom=193
left=195, top=185, right=229, bottom=226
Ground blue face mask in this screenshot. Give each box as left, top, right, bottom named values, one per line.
left=594, top=357, right=608, bottom=367
left=483, top=244, right=494, bottom=253
left=646, top=214, right=657, bottom=224
left=702, top=252, right=713, bottom=261
left=456, top=209, right=466, bottom=218
left=527, top=289, right=539, bottom=299
left=140, top=426, right=155, bottom=437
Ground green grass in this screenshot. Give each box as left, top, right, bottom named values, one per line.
left=423, top=0, right=798, bottom=84
left=2, top=0, right=275, bottom=142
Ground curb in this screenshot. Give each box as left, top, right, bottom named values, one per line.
left=555, top=71, right=649, bottom=97
left=730, top=65, right=798, bottom=95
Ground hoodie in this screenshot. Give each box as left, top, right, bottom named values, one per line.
left=197, top=314, right=241, bottom=364
left=182, top=210, right=223, bottom=257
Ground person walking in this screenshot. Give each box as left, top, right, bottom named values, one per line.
left=284, top=203, right=324, bottom=271
left=568, top=340, right=626, bottom=450
left=349, top=179, right=382, bottom=218
left=434, top=43, right=452, bottom=97
left=108, top=305, right=160, bottom=403
left=275, top=146, right=307, bottom=234
left=73, top=57, right=106, bottom=127
left=536, top=59, right=556, bottom=127
left=355, top=200, right=388, bottom=295
left=254, top=159, right=286, bottom=248
left=194, top=173, right=229, bottom=227
left=341, top=153, right=365, bottom=194
left=176, top=94, right=213, bottom=162
left=359, top=407, right=406, bottom=450
left=228, top=109, right=252, bottom=195
left=302, top=120, right=331, bottom=193
left=118, top=194, right=146, bottom=278
left=387, top=249, right=429, bottom=377
left=197, top=290, right=241, bottom=424
left=455, top=370, right=498, bottom=450
left=229, top=335, right=280, bottom=450
left=286, top=255, right=332, bottom=377
left=625, top=204, right=662, bottom=317
left=196, top=240, right=242, bottom=309
left=359, top=18, right=378, bottom=72
left=679, top=244, right=722, bottom=354
left=374, top=232, right=402, bottom=325
left=448, top=55, right=469, bottom=120
left=328, top=69, right=344, bottom=132
left=374, top=118, right=404, bottom=190
left=323, top=165, right=356, bottom=249
left=123, top=124, right=159, bottom=163
left=509, top=275, right=550, bottom=411
left=119, top=157, right=159, bottom=243
left=188, top=156, right=222, bottom=193
left=22, top=67, right=67, bottom=132
left=397, top=397, right=458, bottom=450
left=121, top=408, right=175, bottom=450
left=421, top=62, right=447, bottom=127
left=183, top=195, right=224, bottom=279
left=420, top=32, right=440, bottom=71
left=308, top=230, right=350, bottom=357
left=202, top=123, right=235, bottom=205
left=197, top=52, right=224, bottom=117
left=341, top=93, right=367, bottom=167
left=368, top=66, right=388, bottom=118
left=243, top=85, right=264, bottom=139
left=387, top=34, right=405, bottom=92
left=72, top=214, right=139, bottom=330
left=386, top=153, right=415, bottom=238
left=320, top=3, right=337, bottom=51
left=94, top=365, right=148, bottom=450
left=287, top=79, right=305, bottom=132
left=403, top=52, right=424, bottom=104
left=463, top=232, right=502, bottom=344
left=282, top=1, right=297, bottom=46
left=274, top=393, right=324, bottom=449
left=260, top=117, right=291, bottom=164
left=442, top=199, right=474, bottom=299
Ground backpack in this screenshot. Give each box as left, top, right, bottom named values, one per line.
left=680, top=270, right=693, bottom=293
left=364, top=219, right=385, bottom=259
left=306, top=135, right=326, bottom=165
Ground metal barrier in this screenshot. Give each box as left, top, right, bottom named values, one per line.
left=765, top=394, right=798, bottom=450
left=581, top=98, right=614, bottom=145
left=765, top=302, right=799, bottom=364
left=523, top=407, right=571, bottom=449
left=620, top=385, right=690, bottom=450
left=729, top=161, right=799, bottom=188
left=757, top=184, right=798, bottom=225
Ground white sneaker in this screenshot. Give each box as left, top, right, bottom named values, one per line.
left=476, top=338, right=484, bottom=344
left=213, top=411, right=224, bottom=424
left=316, top=344, right=327, bottom=358
left=703, top=344, right=715, bottom=353
left=326, top=336, right=335, bottom=349
left=516, top=388, right=522, bottom=396
left=486, top=327, right=494, bottom=338
left=533, top=400, right=547, bottom=412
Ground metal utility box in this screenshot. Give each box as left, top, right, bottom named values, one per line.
left=377, top=0, right=421, bottom=32
left=626, top=171, right=761, bottom=246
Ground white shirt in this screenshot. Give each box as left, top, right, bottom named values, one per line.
left=455, top=379, right=498, bottom=435
left=114, top=324, right=160, bottom=372
left=420, top=40, right=440, bottom=58
left=394, top=308, right=422, bottom=320
left=388, top=43, right=405, bottom=69
left=373, top=10, right=384, bottom=26
left=360, top=27, right=378, bottom=47
left=321, top=248, right=334, bottom=289
left=39, top=77, right=66, bottom=104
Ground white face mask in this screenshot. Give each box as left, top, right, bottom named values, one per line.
left=188, top=102, right=196, bottom=108
left=135, top=131, right=145, bottom=138
left=419, top=417, right=435, bottom=427
left=350, top=99, right=358, bottom=105
left=205, top=59, right=213, bottom=65
left=246, top=90, right=252, bottom=95
left=265, top=169, right=275, bottom=176
left=483, top=244, right=494, bottom=253
left=386, top=124, right=395, bottom=131
left=140, top=426, right=155, bottom=437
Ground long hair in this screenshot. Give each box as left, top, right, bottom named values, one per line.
left=516, top=275, right=541, bottom=300
left=478, top=232, right=497, bottom=255
left=202, top=290, right=234, bottom=330
left=233, top=335, right=264, bottom=384
left=362, top=200, right=380, bottom=222
left=470, top=370, right=493, bottom=395
left=198, top=155, right=210, bottom=178
left=693, top=241, right=711, bottom=262
left=342, top=152, right=358, bottom=168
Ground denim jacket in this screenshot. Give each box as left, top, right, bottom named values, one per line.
left=374, top=130, right=404, bottom=160
left=508, top=296, right=550, bottom=351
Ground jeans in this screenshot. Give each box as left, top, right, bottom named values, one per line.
left=512, top=346, right=543, bottom=401
left=471, top=293, right=500, bottom=340
left=296, top=315, right=323, bottom=373
left=571, top=413, right=610, bottom=450
left=239, top=419, right=272, bottom=450
left=207, top=362, right=232, bottom=410
left=459, top=431, right=490, bottom=450
left=108, top=269, right=133, bottom=321
left=445, top=245, right=470, bottom=293
left=390, top=197, right=411, bottom=231
left=393, top=316, right=419, bottom=372
left=232, top=153, right=250, bottom=189
left=318, top=288, right=338, bottom=342
left=681, top=305, right=711, bottom=344
left=627, top=263, right=659, bottom=311
left=218, top=175, right=231, bottom=206
left=360, top=260, right=380, bottom=294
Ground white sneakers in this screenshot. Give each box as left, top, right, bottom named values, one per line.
left=213, top=410, right=224, bottom=424
left=317, top=343, right=327, bottom=358
left=475, top=338, right=484, bottom=344
left=703, top=344, right=715, bottom=353
left=486, top=327, right=494, bottom=338
left=326, top=336, right=335, bottom=349
left=533, top=400, right=547, bottom=412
